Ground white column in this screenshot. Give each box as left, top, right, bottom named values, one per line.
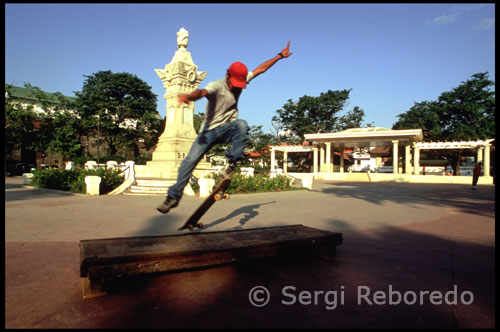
left=313, top=148, right=318, bottom=174
left=339, top=148, right=344, bottom=173
left=413, top=145, right=420, bottom=175
left=405, top=144, right=411, bottom=174
left=477, top=147, right=484, bottom=165
left=319, top=145, right=325, bottom=172
left=392, top=140, right=399, bottom=174
left=483, top=144, right=490, bottom=177
left=271, top=149, right=276, bottom=171
left=283, top=151, right=288, bottom=174
left=326, top=143, right=332, bottom=173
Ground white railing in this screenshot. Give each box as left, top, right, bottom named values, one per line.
left=79, top=160, right=135, bottom=181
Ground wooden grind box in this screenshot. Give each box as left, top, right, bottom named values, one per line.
left=80, top=224, right=343, bottom=299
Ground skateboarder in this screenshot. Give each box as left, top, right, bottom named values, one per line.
left=157, top=41, right=293, bottom=214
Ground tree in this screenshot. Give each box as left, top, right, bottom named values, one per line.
left=193, top=112, right=204, bottom=134
left=275, top=89, right=370, bottom=141
left=245, top=125, right=274, bottom=166
left=5, top=83, right=84, bottom=162
left=26, top=84, right=84, bottom=161
left=437, top=72, right=495, bottom=140
left=74, top=70, right=161, bottom=158
left=271, top=115, right=285, bottom=144
left=337, top=106, right=373, bottom=131
left=392, top=101, right=443, bottom=141
left=393, top=72, right=495, bottom=174
left=5, top=84, right=38, bottom=157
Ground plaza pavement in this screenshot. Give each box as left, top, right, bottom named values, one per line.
left=4, top=175, right=495, bottom=328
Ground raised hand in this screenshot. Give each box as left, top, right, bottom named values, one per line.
left=280, top=41, right=293, bottom=58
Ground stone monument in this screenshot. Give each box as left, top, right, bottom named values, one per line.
left=146, top=27, right=211, bottom=179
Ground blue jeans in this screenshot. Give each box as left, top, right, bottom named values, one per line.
left=167, top=119, right=250, bottom=200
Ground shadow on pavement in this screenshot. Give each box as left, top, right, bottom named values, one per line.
left=5, top=183, right=82, bottom=202
left=192, top=201, right=277, bottom=232
left=131, top=201, right=277, bottom=236
left=313, top=181, right=495, bottom=217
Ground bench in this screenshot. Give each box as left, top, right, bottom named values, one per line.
left=79, top=224, right=343, bottom=299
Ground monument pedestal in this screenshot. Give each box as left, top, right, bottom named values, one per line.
left=138, top=27, right=214, bottom=182
left=146, top=136, right=212, bottom=179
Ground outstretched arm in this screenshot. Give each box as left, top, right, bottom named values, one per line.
left=252, top=41, right=293, bottom=79
left=178, top=89, right=209, bottom=104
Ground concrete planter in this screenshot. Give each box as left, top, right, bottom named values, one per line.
left=22, top=173, right=34, bottom=185
left=85, top=176, right=101, bottom=195
left=198, top=178, right=215, bottom=197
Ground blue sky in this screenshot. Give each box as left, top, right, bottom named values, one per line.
left=5, top=3, right=495, bottom=133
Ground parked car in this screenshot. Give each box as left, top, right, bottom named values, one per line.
left=6, top=163, right=36, bottom=176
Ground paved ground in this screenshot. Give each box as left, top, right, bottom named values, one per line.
left=5, top=175, right=495, bottom=328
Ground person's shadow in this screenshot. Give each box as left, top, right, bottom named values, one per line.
left=192, top=201, right=276, bottom=232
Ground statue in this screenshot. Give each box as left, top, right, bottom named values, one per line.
left=176, top=27, right=189, bottom=49
left=147, top=27, right=210, bottom=179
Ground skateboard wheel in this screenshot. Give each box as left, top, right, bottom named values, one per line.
left=223, top=193, right=230, bottom=200
left=187, top=224, right=194, bottom=231
left=197, top=222, right=204, bottom=228
left=214, top=193, right=222, bottom=201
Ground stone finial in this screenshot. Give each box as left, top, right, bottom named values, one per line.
left=177, top=27, right=189, bottom=49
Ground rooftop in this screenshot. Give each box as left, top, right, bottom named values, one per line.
left=304, top=127, right=424, bottom=148
left=5, top=85, right=76, bottom=104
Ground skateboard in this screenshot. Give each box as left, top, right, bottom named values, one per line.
left=179, top=177, right=232, bottom=231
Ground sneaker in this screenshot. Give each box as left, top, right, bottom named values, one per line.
left=220, top=163, right=236, bottom=178
left=156, top=195, right=179, bottom=214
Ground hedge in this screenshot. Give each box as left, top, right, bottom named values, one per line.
left=30, top=168, right=125, bottom=195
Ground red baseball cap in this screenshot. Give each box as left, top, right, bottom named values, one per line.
left=228, top=62, right=248, bottom=89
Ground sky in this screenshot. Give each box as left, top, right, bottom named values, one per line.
left=5, top=3, right=495, bottom=134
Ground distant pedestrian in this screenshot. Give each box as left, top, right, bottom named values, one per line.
left=472, top=162, right=482, bottom=189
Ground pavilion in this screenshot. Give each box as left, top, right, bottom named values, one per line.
left=269, top=127, right=494, bottom=184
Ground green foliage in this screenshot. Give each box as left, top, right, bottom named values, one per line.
left=31, top=168, right=81, bottom=191
left=5, top=83, right=84, bottom=160
left=133, top=153, right=153, bottom=165
left=393, top=72, right=495, bottom=141
left=247, top=125, right=276, bottom=165
left=271, top=115, right=285, bottom=144
left=190, top=177, right=200, bottom=194
left=337, top=106, right=374, bottom=131
left=275, top=89, right=371, bottom=140
left=30, top=168, right=124, bottom=195
left=22, top=83, right=83, bottom=160
left=38, top=109, right=83, bottom=160
left=437, top=72, right=495, bottom=141
left=73, top=70, right=162, bottom=157
left=208, top=172, right=297, bottom=195
left=193, top=112, right=203, bottom=134
left=5, top=84, right=38, bottom=155
left=392, top=72, right=495, bottom=174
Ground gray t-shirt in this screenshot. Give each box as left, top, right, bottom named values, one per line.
left=200, top=71, right=254, bottom=132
